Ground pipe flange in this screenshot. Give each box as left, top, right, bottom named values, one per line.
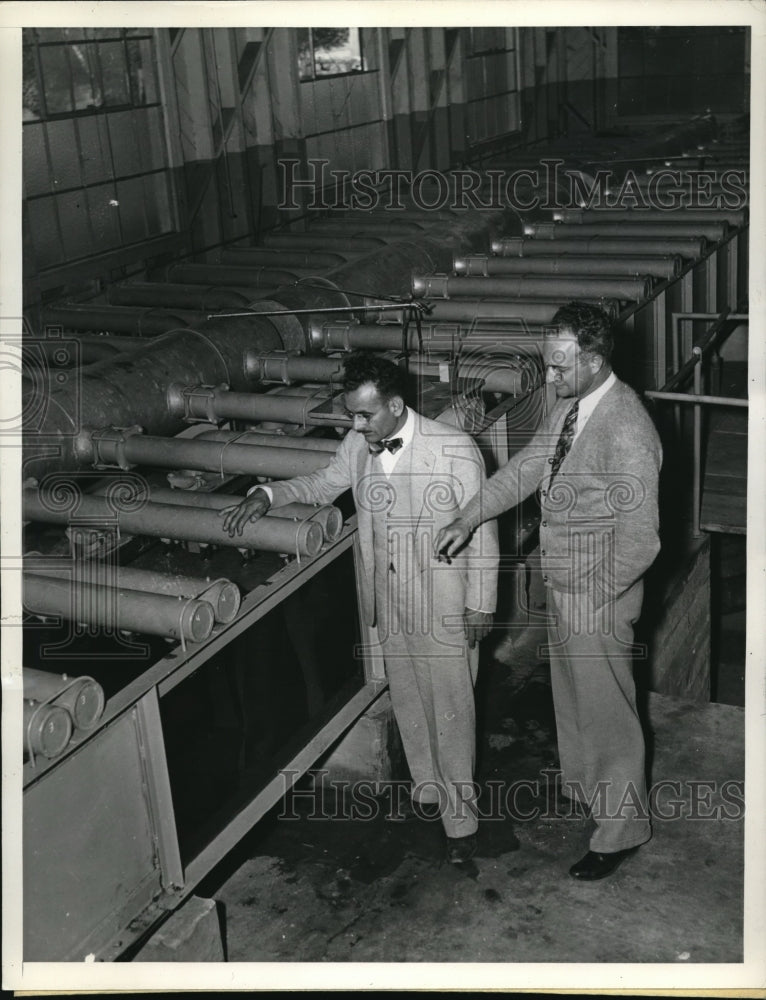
left=244, top=349, right=300, bottom=385
left=80, top=425, right=144, bottom=470
left=167, top=383, right=229, bottom=423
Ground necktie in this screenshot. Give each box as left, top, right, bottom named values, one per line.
left=369, top=437, right=403, bottom=455
left=548, top=400, right=579, bottom=485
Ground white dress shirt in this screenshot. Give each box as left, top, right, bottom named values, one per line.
left=572, top=370, right=616, bottom=442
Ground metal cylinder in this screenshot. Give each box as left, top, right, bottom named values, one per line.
left=163, top=263, right=313, bottom=288
left=23, top=572, right=216, bottom=643
left=244, top=352, right=346, bottom=386
left=453, top=253, right=681, bottom=280
left=145, top=488, right=344, bottom=543
left=425, top=298, right=616, bottom=324
left=525, top=220, right=728, bottom=242
left=492, top=236, right=707, bottom=259
left=263, top=233, right=386, bottom=252
left=221, top=247, right=348, bottom=269
left=22, top=667, right=105, bottom=731
left=308, top=319, right=420, bottom=353
left=26, top=561, right=242, bottom=626
left=166, top=384, right=351, bottom=428
left=23, top=317, right=284, bottom=481
left=23, top=336, right=142, bottom=370
left=41, top=304, right=201, bottom=337
left=22, top=489, right=323, bottom=558
left=24, top=699, right=73, bottom=760
left=413, top=273, right=651, bottom=302
left=24, top=564, right=242, bottom=624
left=77, top=428, right=335, bottom=478
left=552, top=207, right=748, bottom=227
left=308, top=319, right=543, bottom=354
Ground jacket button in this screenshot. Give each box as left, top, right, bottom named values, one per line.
left=543, top=574, right=549, bottom=582
left=541, top=520, right=547, bottom=527
left=548, top=457, right=554, bottom=464
left=541, top=549, right=546, bottom=556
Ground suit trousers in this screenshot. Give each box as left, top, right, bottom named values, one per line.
left=546, top=581, right=652, bottom=853
left=376, top=563, right=480, bottom=840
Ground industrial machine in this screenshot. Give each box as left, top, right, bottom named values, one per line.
left=20, top=121, right=749, bottom=959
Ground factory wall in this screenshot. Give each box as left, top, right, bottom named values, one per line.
left=22, top=25, right=749, bottom=308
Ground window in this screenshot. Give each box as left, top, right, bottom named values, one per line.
left=465, top=28, right=520, bottom=144
left=23, top=27, right=159, bottom=121
left=617, top=27, right=748, bottom=117
left=297, top=28, right=366, bottom=82
left=23, top=28, right=174, bottom=271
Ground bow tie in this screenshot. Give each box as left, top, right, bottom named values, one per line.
left=369, top=437, right=404, bottom=455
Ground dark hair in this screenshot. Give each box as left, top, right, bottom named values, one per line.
left=342, top=351, right=407, bottom=400
left=549, top=301, right=613, bottom=362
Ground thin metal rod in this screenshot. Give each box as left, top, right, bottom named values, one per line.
left=207, top=302, right=425, bottom=320
left=693, top=353, right=703, bottom=538
left=644, top=390, right=747, bottom=407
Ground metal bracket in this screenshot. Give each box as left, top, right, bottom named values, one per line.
left=244, top=350, right=300, bottom=385
left=166, top=382, right=229, bottom=424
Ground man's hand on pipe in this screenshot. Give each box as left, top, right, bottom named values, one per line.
left=434, top=517, right=471, bottom=562
left=219, top=488, right=271, bottom=537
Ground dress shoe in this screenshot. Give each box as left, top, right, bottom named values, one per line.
left=446, top=833, right=478, bottom=865
left=569, top=846, right=638, bottom=881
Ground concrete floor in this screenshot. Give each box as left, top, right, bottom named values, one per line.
left=200, top=658, right=744, bottom=964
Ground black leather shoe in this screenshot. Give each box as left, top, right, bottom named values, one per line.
left=569, top=847, right=638, bottom=881
left=446, top=833, right=478, bottom=865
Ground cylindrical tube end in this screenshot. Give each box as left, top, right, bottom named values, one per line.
left=297, top=521, right=323, bottom=557
left=180, top=599, right=216, bottom=643
left=65, top=679, right=105, bottom=731
left=321, top=505, right=343, bottom=541
left=24, top=700, right=73, bottom=759
left=201, top=581, right=241, bottom=624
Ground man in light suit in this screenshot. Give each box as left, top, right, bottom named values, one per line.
left=436, top=302, right=662, bottom=880
left=222, top=352, right=499, bottom=863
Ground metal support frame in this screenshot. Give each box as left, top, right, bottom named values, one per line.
left=646, top=311, right=749, bottom=538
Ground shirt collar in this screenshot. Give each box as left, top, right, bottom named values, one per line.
left=391, top=406, right=415, bottom=449
left=577, top=370, right=616, bottom=422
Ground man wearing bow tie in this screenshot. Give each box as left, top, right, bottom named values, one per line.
left=221, top=351, right=499, bottom=863
left=436, top=302, right=662, bottom=881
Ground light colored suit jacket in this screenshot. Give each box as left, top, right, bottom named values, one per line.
left=268, top=411, right=499, bottom=627
left=461, top=378, right=661, bottom=607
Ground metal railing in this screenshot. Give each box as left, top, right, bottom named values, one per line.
left=645, top=309, right=748, bottom=537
